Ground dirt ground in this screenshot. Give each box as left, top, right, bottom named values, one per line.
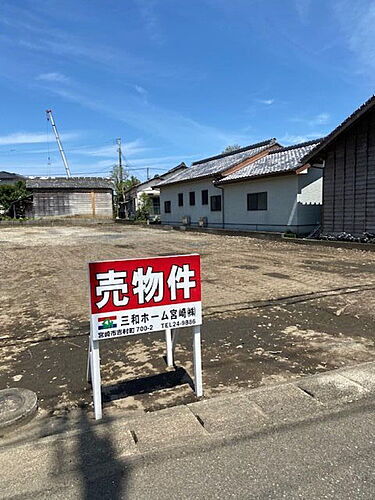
left=1, top=223, right=374, bottom=416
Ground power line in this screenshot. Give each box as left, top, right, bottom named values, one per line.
left=22, top=166, right=169, bottom=176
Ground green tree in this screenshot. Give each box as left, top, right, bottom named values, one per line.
left=135, top=193, right=152, bottom=221
left=123, top=176, right=140, bottom=190
left=110, top=164, right=127, bottom=198
left=222, top=144, right=241, bottom=153
left=110, top=165, right=127, bottom=218
left=0, top=181, right=30, bottom=218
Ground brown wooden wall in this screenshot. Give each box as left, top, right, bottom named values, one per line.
left=323, top=108, right=375, bottom=235
left=32, top=189, right=113, bottom=218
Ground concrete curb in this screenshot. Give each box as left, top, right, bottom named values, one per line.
left=1, top=362, right=374, bottom=458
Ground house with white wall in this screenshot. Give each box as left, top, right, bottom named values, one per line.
left=124, top=162, right=187, bottom=219
left=157, top=139, right=279, bottom=227
left=216, top=140, right=323, bottom=234
left=158, top=139, right=324, bottom=234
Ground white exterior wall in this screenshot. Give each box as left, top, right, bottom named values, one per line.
left=221, top=175, right=299, bottom=232
left=160, top=178, right=223, bottom=227
left=296, top=167, right=322, bottom=232
left=221, top=168, right=322, bottom=233
left=160, top=169, right=322, bottom=234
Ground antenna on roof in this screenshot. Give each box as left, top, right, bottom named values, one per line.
left=46, top=109, right=72, bottom=178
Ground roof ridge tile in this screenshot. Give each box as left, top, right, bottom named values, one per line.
left=191, top=138, right=277, bottom=166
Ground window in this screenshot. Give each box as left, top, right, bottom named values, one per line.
left=201, top=189, right=208, bottom=205
left=178, top=193, right=183, bottom=207
left=247, top=192, right=267, bottom=211
left=152, top=197, right=160, bottom=215
left=164, top=200, right=171, bottom=213
left=210, top=195, right=222, bottom=211
left=189, top=191, right=195, bottom=206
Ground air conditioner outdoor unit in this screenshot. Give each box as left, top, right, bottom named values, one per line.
left=198, top=217, right=208, bottom=227
left=181, top=215, right=191, bottom=226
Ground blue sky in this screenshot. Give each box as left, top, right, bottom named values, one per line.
left=0, top=0, right=374, bottom=180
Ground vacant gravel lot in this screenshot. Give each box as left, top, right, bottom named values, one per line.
left=1, top=223, right=374, bottom=415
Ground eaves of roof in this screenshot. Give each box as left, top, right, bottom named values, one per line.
left=215, top=169, right=297, bottom=186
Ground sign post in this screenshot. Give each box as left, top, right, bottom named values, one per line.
left=87, top=254, right=202, bottom=419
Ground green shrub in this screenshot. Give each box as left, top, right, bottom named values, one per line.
left=0, top=181, right=30, bottom=218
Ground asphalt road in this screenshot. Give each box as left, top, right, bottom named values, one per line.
left=2, top=401, right=375, bottom=499
left=117, top=403, right=375, bottom=500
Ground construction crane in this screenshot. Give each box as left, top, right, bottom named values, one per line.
left=46, top=109, right=72, bottom=178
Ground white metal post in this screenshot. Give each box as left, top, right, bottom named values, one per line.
left=172, top=328, right=180, bottom=352
left=165, top=328, right=174, bottom=367
left=86, top=339, right=91, bottom=383
left=90, top=338, right=103, bottom=420
left=193, top=325, right=203, bottom=397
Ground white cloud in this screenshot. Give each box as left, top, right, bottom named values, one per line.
left=256, top=99, right=274, bottom=105
left=135, top=0, right=164, bottom=44
left=36, top=72, right=70, bottom=83
left=0, top=131, right=79, bottom=146
left=290, top=112, right=330, bottom=127
left=135, top=85, right=147, bottom=94
left=45, top=86, right=250, bottom=151
left=134, top=85, right=148, bottom=103
left=312, top=112, right=330, bottom=125
left=135, top=85, right=148, bottom=96
left=333, top=0, right=375, bottom=73
left=279, top=132, right=323, bottom=145
left=77, top=140, right=149, bottom=158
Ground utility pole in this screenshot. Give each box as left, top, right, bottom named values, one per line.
left=116, top=138, right=123, bottom=185
left=146, top=167, right=150, bottom=180
left=46, top=110, right=72, bottom=178
left=116, top=138, right=124, bottom=218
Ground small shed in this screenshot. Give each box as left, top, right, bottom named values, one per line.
left=26, top=177, right=114, bottom=218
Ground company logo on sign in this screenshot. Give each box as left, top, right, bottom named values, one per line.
left=98, top=316, right=117, bottom=330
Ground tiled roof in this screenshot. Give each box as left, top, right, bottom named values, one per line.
left=161, top=162, right=187, bottom=177
left=0, top=171, right=25, bottom=180
left=157, top=139, right=278, bottom=186
left=301, top=94, right=375, bottom=164
left=127, top=162, right=188, bottom=193
left=26, top=177, right=114, bottom=189
left=217, top=139, right=322, bottom=184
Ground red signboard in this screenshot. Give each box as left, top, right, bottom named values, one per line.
left=88, top=254, right=201, bottom=340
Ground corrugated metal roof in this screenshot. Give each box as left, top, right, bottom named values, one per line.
left=217, top=139, right=322, bottom=184
left=26, top=177, right=114, bottom=189
left=157, top=139, right=277, bottom=186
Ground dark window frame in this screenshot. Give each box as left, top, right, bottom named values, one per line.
left=210, top=195, right=222, bottom=212
left=178, top=193, right=184, bottom=207
left=152, top=197, right=160, bottom=215
left=201, top=189, right=209, bottom=205
left=189, top=191, right=196, bottom=206
left=164, top=200, right=171, bottom=213
left=247, top=192, right=268, bottom=211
